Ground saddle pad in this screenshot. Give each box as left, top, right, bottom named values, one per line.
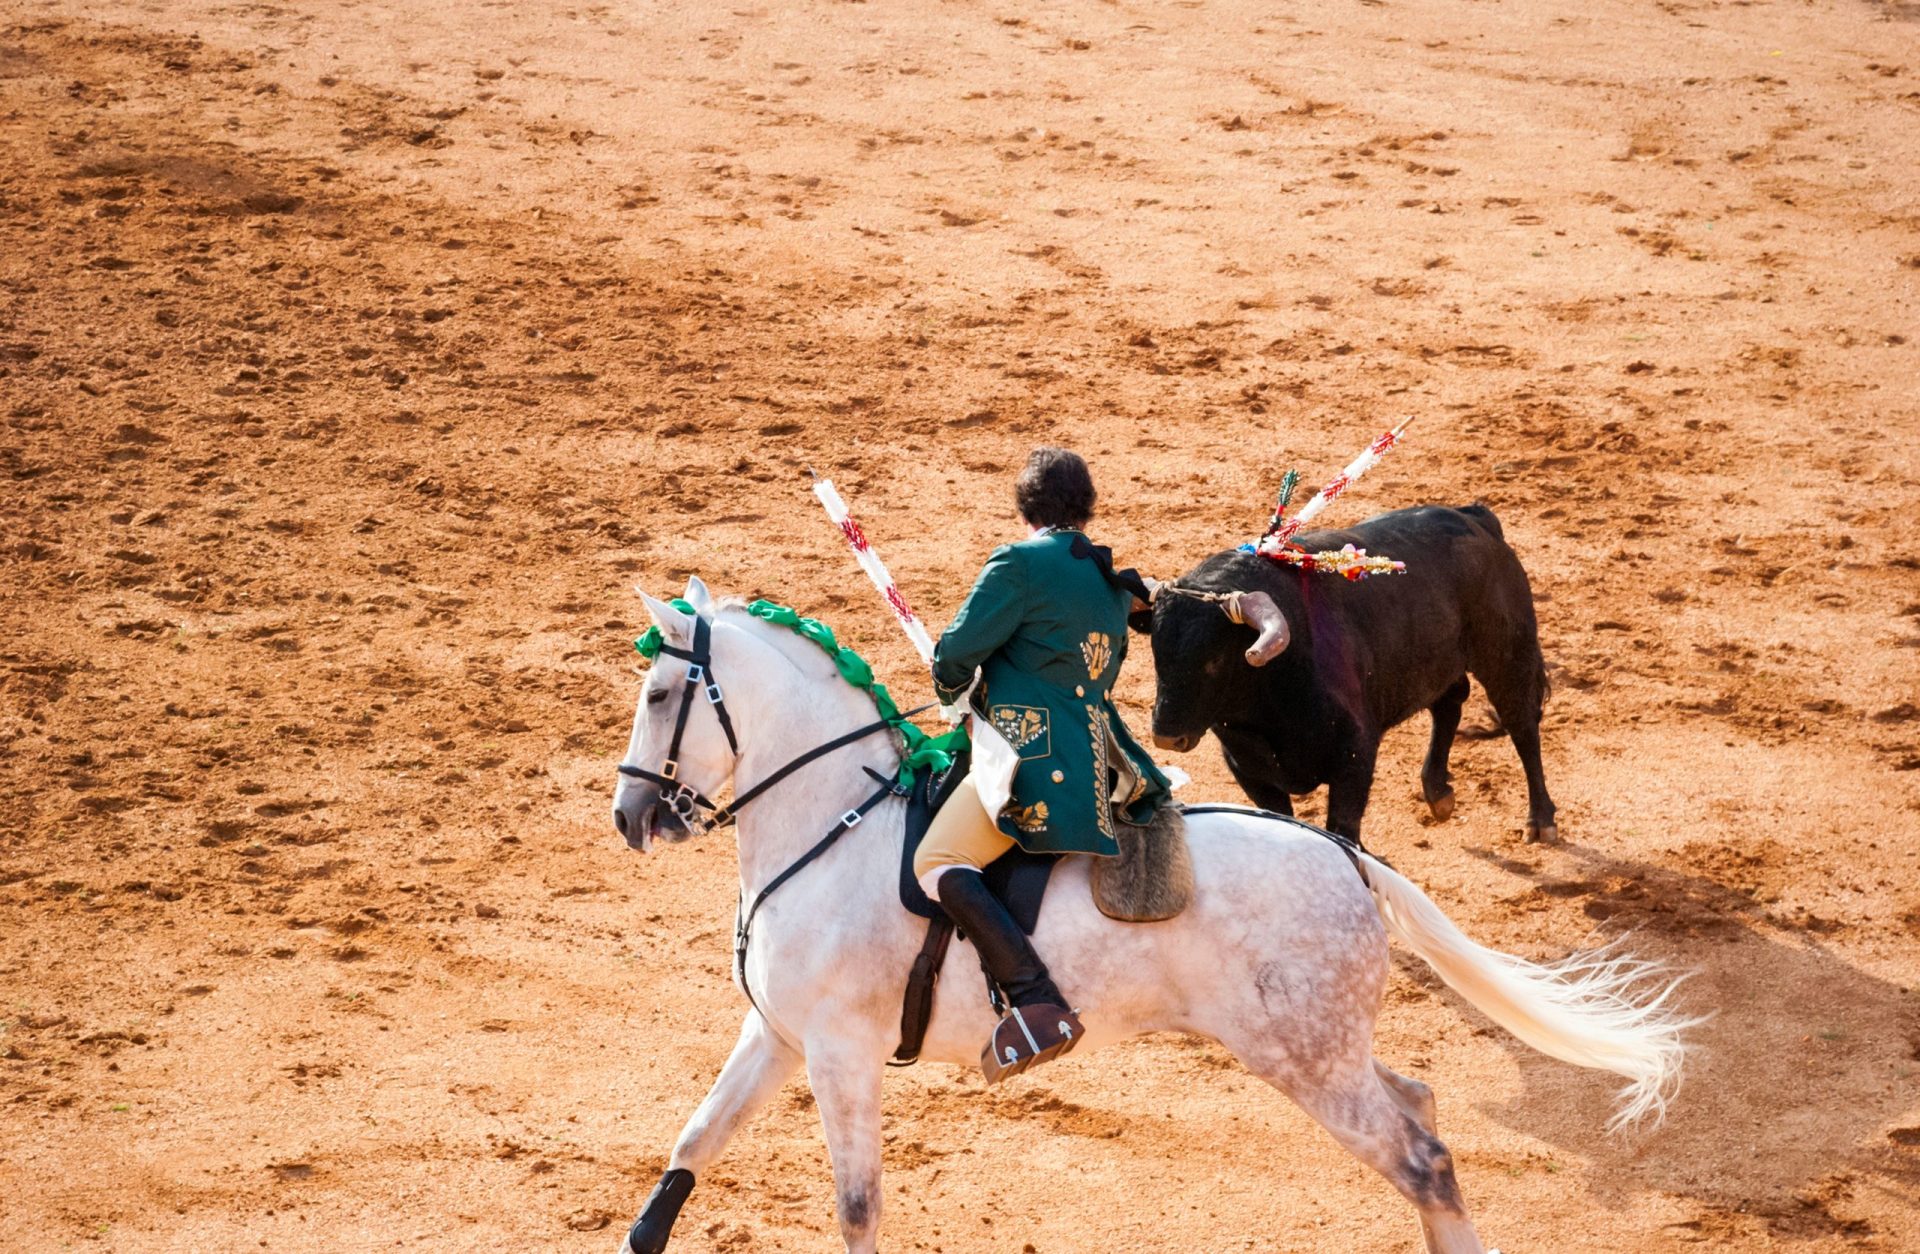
left=898, top=751, right=1056, bottom=936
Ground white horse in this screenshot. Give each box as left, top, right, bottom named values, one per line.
left=610, top=581, right=1693, bottom=1254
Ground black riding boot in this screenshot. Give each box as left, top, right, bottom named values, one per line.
left=937, top=868, right=1084, bottom=1083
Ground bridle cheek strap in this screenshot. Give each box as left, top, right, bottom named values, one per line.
left=613, top=613, right=941, bottom=1019
left=616, top=614, right=738, bottom=823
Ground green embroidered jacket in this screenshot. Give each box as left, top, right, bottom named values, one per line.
left=932, top=530, right=1172, bottom=856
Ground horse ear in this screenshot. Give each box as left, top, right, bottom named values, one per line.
left=683, top=574, right=715, bottom=614
left=637, top=590, right=694, bottom=644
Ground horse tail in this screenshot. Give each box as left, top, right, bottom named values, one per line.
left=1360, top=852, right=1696, bottom=1129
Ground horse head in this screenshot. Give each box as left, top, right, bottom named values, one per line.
left=613, top=575, right=745, bottom=852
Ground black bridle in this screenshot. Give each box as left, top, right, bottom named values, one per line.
left=616, top=614, right=740, bottom=826
left=613, top=607, right=933, bottom=1017
left=615, top=611, right=910, bottom=829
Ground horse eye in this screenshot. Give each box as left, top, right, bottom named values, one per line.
left=647, top=688, right=669, bottom=706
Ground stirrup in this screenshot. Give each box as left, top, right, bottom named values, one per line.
left=980, top=1003, right=1083, bottom=1084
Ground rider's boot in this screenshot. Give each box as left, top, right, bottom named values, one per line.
left=936, top=868, right=1084, bottom=1083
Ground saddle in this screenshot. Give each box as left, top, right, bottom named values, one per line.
left=890, top=753, right=1194, bottom=1064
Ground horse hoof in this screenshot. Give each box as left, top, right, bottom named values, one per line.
left=1425, top=788, right=1455, bottom=822
left=1525, top=823, right=1558, bottom=844
left=626, top=1168, right=695, bottom=1254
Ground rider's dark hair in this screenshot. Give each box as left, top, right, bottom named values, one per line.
left=1015, top=447, right=1096, bottom=531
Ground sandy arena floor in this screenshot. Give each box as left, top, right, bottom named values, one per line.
left=2, top=1, right=1918, bottom=1250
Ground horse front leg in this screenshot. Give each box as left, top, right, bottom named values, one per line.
left=623, top=1011, right=799, bottom=1254
left=806, top=1043, right=886, bottom=1253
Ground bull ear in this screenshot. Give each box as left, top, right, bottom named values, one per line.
left=683, top=574, right=715, bottom=615
left=1127, top=606, right=1154, bottom=635
left=637, top=590, right=694, bottom=646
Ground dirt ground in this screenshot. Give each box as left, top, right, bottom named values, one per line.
left=2, top=0, right=1918, bottom=1250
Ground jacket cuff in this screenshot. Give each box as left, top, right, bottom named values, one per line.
left=930, top=660, right=970, bottom=706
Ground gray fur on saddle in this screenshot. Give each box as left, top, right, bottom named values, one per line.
left=897, top=760, right=1193, bottom=926
left=1090, top=804, right=1194, bottom=923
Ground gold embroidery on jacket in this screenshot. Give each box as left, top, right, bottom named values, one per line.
left=989, top=704, right=1050, bottom=760
left=1088, top=704, right=1115, bottom=838
left=1081, top=632, right=1112, bottom=683
left=1003, top=800, right=1050, bottom=834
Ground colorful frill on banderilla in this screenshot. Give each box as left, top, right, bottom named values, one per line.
left=1239, top=538, right=1407, bottom=581
left=1245, top=421, right=1415, bottom=580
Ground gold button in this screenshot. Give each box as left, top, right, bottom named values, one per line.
left=1051, top=770, right=1065, bottom=784
left=1075, top=685, right=1086, bottom=697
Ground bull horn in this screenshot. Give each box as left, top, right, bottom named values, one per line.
left=1226, top=591, right=1290, bottom=666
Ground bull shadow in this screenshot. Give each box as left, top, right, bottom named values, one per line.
left=1422, top=841, right=1920, bottom=1241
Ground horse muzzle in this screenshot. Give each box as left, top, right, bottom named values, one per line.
left=613, top=789, right=697, bottom=853
left=613, top=798, right=654, bottom=852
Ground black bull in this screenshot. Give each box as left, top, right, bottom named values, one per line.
left=1137, top=504, right=1557, bottom=843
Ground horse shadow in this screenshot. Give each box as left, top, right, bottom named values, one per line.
left=1434, top=842, right=1920, bottom=1242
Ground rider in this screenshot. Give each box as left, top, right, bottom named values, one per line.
left=916, top=446, right=1172, bottom=1083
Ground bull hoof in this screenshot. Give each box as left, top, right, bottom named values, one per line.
left=1525, top=822, right=1559, bottom=844
left=1424, top=787, right=1456, bottom=822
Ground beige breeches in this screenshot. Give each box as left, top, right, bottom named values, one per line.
left=912, top=777, right=1015, bottom=898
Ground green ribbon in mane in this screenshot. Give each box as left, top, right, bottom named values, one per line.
left=634, top=598, right=969, bottom=787
left=632, top=598, right=698, bottom=661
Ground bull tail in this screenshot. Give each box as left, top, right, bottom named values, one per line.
left=1361, top=852, right=1698, bottom=1129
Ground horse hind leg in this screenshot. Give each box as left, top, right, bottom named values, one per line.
left=1375, top=1058, right=1438, bottom=1132
left=1266, top=1052, right=1486, bottom=1254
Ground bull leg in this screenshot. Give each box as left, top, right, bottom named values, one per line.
left=623, top=1012, right=799, bottom=1254
left=1216, top=726, right=1298, bottom=815
left=1422, top=677, right=1470, bottom=822
left=1479, top=679, right=1557, bottom=843
left=1506, top=718, right=1558, bottom=843
left=1324, top=731, right=1378, bottom=841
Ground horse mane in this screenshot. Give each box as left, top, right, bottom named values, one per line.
left=710, top=598, right=913, bottom=756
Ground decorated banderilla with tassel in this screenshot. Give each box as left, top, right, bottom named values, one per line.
left=1246, top=417, right=1416, bottom=580
left=809, top=471, right=964, bottom=723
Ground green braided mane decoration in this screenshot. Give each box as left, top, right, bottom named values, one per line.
left=632, top=598, right=698, bottom=660
left=635, top=597, right=970, bottom=788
